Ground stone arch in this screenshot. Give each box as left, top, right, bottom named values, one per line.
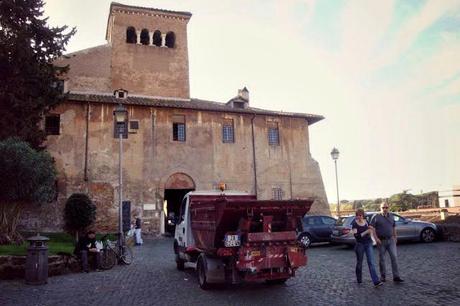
left=140, top=29, right=149, bottom=45
left=126, top=26, right=136, bottom=44
left=165, top=172, right=195, bottom=189
left=165, top=31, right=175, bottom=48
left=152, top=30, right=162, bottom=47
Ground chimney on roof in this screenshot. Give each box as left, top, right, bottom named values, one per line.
left=238, top=87, right=249, bottom=101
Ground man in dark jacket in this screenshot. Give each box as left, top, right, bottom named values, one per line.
left=74, top=230, right=101, bottom=272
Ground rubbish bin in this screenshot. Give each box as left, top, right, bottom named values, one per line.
left=25, top=234, right=49, bottom=285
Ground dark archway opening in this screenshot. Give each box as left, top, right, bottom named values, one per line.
left=140, top=29, right=149, bottom=45
left=164, top=188, right=194, bottom=234
left=165, top=31, right=175, bottom=48
left=126, top=26, right=136, bottom=44
left=152, top=30, right=162, bottom=47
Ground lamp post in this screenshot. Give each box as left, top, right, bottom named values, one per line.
left=330, top=147, right=340, bottom=218
left=113, top=100, right=128, bottom=246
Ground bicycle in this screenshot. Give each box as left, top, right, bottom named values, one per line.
left=100, top=234, right=134, bottom=270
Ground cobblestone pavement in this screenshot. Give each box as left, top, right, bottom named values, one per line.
left=1, top=239, right=459, bottom=306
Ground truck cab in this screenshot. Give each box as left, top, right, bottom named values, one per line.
left=174, top=192, right=194, bottom=254
left=174, top=191, right=250, bottom=265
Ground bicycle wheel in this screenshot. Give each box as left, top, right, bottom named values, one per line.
left=120, top=245, right=134, bottom=265
left=101, top=248, right=117, bottom=270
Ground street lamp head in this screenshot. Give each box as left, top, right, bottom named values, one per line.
left=113, top=103, right=128, bottom=123
left=331, top=147, right=340, bottom=160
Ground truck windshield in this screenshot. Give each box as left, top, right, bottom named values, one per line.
left=179, top=196, right=187, bottom=221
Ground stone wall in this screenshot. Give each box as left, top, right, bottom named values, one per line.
left=110, top=8, right=191, bottom=99
left=21, top=100, right=330, bottom=233
left=0, top=254, right=80, bottom=280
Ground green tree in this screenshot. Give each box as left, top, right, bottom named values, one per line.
left=64, top=193, right=96, bottom=240
left=0, top=0, right=75, bottom=149
left=388, top=192, right=418, bottom=212
left=0, top=138, right=57, bottom=244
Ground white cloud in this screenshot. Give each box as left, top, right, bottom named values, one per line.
left=373, top=0, right=460, bottom=70
left=339, top=0, right=395, bottom=76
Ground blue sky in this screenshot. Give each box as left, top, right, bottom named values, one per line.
left=44, top=0, right=460, bottom=201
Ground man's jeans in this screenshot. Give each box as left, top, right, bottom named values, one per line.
left=81, top=250, right=101, bottom=271
left=355, top=242, right=380, bottom=285
left=377, top=237, right=400, bottom=279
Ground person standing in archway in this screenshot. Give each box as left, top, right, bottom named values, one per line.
left=135, top=215, right=143, bottom=246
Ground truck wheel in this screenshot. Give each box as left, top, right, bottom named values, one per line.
left=266, top=278, right=288, bottom=285
left=175, top=254, right=185, bottom=270
left=197, top=255, right=211, bottom=290
left=173, top=240, right=179, bottom=254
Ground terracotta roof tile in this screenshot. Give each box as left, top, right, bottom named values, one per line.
left=66, top=93, right=324, bottom=125
left=110, top=2, right=192, bottom=18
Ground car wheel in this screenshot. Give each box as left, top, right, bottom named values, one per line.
left=421, top=228, right=435, bottom=243
left=298, top=233, right=312, bottom=248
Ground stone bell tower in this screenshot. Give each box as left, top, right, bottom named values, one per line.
left=106, top=2, right=192, bottom=99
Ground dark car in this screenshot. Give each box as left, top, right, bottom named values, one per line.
left=297, top=215, right=337, bottom=248
left=330, top=212, right=438, bottom=246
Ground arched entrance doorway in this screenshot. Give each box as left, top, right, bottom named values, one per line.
left=164, top=173, right=195, bottom=234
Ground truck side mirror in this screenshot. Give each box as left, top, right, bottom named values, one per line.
left=167, top=213, right=177, bottom=225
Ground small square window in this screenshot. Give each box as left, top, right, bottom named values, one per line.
left=222, top=119, right=234, bottom=143
left=52, top=80, right=65, bottom=94
left=129, top=121, right=139, bottom=130
left=268, top=122, right=279, bottom=146
left=45, top=115, right=60, bottom=135
left=233, top=101, right=245, bottom=109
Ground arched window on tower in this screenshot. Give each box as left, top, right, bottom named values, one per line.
left=152, top=30, right=162, bottom=47
left=126, top=26, right=136, bottom=44
left=165, top=31, right=175, bottom=48
left=140, top=29, right=149, bottom=45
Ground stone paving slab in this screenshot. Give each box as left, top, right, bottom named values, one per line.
left=1, top=238, right=459, bottom=306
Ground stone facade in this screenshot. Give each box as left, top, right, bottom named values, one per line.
left=19, top=3, right=329, bottom=233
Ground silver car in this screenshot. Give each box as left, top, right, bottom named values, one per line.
left=330, top=212, right=438, bottom=246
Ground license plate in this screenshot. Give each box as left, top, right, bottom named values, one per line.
left=224, top=234, right=241, bottom=247
left=251, top=250, right=261, bottom=257
left=333, top=230, right=339, bottom=235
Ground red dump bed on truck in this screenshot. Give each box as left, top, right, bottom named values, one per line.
left=189, top=194, right=313, bottom=252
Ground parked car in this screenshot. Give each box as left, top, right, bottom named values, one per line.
left=297, top=215, right=337, bottom=248
left=330, top=212, right=438, bottom=246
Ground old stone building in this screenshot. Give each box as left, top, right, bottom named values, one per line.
left=24, top=2, right=329, bottom=233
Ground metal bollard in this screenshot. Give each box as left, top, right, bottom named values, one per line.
left=25, top=234, right=49, bottom=285
left=440, top=209, right=448, bottom=221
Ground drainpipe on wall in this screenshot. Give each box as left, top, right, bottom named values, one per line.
left=251, top=113, right=258, bottom=197
left=84, top=102, right=90, bottom=181
left=288, top=118, right=293, bottom=199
